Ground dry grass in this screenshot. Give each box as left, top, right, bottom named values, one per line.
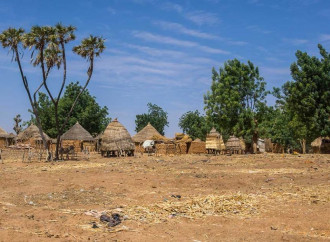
left=122, top=193, right=259, bottom=223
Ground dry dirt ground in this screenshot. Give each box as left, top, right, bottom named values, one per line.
left=0, top=153, right=329, bottom=241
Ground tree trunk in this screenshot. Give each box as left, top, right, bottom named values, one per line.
left=15, top=49, right=48, bottom=152
left=300, top=139, right=306, bottom=154
left=55, top=134, right=61, bottom=160
left=252, top=132, right=258, bottom=154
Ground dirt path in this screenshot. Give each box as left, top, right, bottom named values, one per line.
left=0, top=154, right=329, bottom=241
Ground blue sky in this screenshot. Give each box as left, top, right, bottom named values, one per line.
left=0, top=0, right=330, bottom=136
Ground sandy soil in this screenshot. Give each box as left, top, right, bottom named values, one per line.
left=0, top=153, right=329, bottom=241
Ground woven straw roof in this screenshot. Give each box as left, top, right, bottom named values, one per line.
left=193, top=138, right=202, bottom=142
left=208, top=127, right=221, bottom=137
left=0, top=127, right=9, bottom=138
left=311, top=137, right=330, bottom=147
left=226, top=135, right=245, bottom=150
left=61, top=122, right=94, bottom=141
left=100, top=119, right=134, bottom=151
left=17, top=124, right=50, bottom=141
left=132, top=122, right=166, bottom=143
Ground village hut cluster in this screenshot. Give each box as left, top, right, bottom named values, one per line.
left=0, top=119, right=329, bottom=161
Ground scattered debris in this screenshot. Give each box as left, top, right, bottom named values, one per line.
left=91, top=222, right=99, bottom=229
left=171, top=194, right=182, bottom=199
left=100, top=213, right=122, bottom=227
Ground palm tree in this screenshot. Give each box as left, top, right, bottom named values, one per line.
left=56, top=36, right=105, bottom=159
left=1, top=25, right=106, bottom=160
left=0, top=28, right=49, bottom=150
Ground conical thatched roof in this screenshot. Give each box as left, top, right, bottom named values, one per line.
left=100, top=119, right=134, bottom=151
left=311, top=137, right=330, bottom=147
left=61, top=122, right=94, bottom=141
left=17, top=124, right=50, bottom=141
left=132, top=122, right=166, bottom=143
left=226, top=136, right=245, bottom=150
left=208, top=127, right=221, bottom=137
left=193, top=138, right=202, bottom=142
left=0, top=127, right=9, bottom=138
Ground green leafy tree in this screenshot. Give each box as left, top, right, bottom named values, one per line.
left=204, top=59, right=268, bottom=153
left=258, top=106, right=299, bottom=151
left=135, top=103, right=169, bottom=135
left=179, top=110, right=210, bottom=141
left=281, top=44, right=330, bottom=153
left=31, top=82, right=110, bottom=137
left=0, top=24, right=105, bottom=160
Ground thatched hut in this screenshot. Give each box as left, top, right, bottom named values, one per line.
left=188, top=138, right=206, bottom=154
left=311, top=137, right=330, bottom=154
left=100, top=119, right=135, bottom=157
left=174, top=133, right=192, bottom=155
left=61, top=122, right=95, bottom=152
left=132, top=123, right=167, bottom=153
left=16, top=124, right=50, bottom=149
left=0, top=127, right=15, bottom=148
left=205, top=128, right=225, bottom=154
left=264, top=138, right=273, bottom=152
left=226, top=136, right=245, bottom=154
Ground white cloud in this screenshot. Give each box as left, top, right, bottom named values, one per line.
left=185, top=11, right=220, bottom=26
left=154, top=21, right=218, bottom=39
left=226, top=40, right=248, bottom=46
left=125, top=44, right=186, bottom=57
left=282, top=38, right=308, bottom=45
left=246, top=25, right=272, bottom=34
left=199, top=46, right=230, bottom=55
left=107, top=7, right=116, bottom=15
left=161, top=2, right=183, bottom=13
left=319, top=34, right=330, bottom=42
left=132, top=31, right=230, bottom=55
left=133, top=31, right=196, bottom=47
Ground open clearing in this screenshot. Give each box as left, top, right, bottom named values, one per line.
left=0, top=154, right=329, bottom=241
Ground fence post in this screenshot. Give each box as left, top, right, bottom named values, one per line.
left=0, top=149, right=3, bottom=164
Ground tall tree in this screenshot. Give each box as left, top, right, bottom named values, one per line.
left=0, top=24, right=105, bottom=160
left=31, top=82, right=110, bottom=137
left=179, top=110, right=210, bottom=141
left=13, top=114, right=23, bottom=135
left=204, top=59, right=268, bottom=152
left=281, top=44, right=330, bottom=153
left=135, top=103, right=169, bottom=135
left=258, top=106, right=299, bottom=151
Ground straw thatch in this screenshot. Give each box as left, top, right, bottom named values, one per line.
left=226, top=136, right=245, bottom=153
left=311, top=137, right=330, bottom=154
left=0, top=127, right=9, bottom=138
left=132, top=123, right=166, bottom=143
left=17, top=124, right=50, bottom=141
left=100, top=119, right=134, bottom=152
left=175, top=133, right=192, bottom=143
left=61, top=122, right=94, bottom=141
left=206, top=128, right=225, bottom=151
left=188, top=138, right=206, bottom=154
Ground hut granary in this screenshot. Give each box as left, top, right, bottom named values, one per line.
left=264, top=138, right=273, bottom=152
left=61, top=122, right=95, bottom=152
left=205, top=128, right=225, bottom=154
left=0, top=127, right=15, bottom=148
left=188, top=138, right=207, bottom=154
left=311, top=137, right=330, bottom=154
left=174, top=133, right=192, bottom=155
left=17, top=124, right=50, bottom=149
left=100, top=118, right=135, bottom=157
left=226, top=136, right=246, bottom=154
left=132, top=122, right=167, bottom=154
